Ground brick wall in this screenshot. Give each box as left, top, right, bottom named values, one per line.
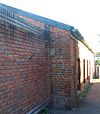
left=49, top=26, right=77, bottom=108
left=49, top=26, right=95, bottom=108
left=0, top=6, right=50, bottom=114
left=0, top=4, right=95, bottom=113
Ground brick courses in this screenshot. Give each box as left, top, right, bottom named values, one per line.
left=49, top=27, right=79, bottom=108
left=0, top=5, right=50, bottom=114
left=0, top=3, right=95, bottom=113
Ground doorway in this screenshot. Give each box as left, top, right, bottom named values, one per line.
left=77, top=58, right=81, bottom=90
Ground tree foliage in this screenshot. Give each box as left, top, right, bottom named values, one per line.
left=96, top=59, right=100, bottom=66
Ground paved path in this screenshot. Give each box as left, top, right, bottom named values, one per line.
left=50, top=80, right=100, bottom=114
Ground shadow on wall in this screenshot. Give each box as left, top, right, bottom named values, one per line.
left=0, top=3, right=95, bottom=114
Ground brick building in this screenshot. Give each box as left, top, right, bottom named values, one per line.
left=0, top=3, right=95, bottom=114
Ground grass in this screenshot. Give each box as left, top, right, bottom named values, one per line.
left=81, top=83, right=92, bottom=97
left=39, top=108, right=49, bottom=114
left=77, top=83, right=93, bottom=107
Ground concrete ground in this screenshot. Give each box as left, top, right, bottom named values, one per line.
left=50, top=79, right=100, bottom=114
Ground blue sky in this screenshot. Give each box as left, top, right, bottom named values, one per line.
left=0, top=0, right=100, bottom=51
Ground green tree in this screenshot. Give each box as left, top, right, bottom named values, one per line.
left=96, top=59, right=100, bottom=66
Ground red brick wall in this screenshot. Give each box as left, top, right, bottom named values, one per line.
left=0, top=7, right=50, bottom=114
left=0, top=4, right=95, bottom=113
left=49, top=26, right=76, bottom=108
left=49, top=26, right=95, bottom=108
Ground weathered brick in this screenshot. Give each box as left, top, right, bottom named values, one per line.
left=0, top=3, right=95, bottom=113
left=0, top=4, right=50, bottom=114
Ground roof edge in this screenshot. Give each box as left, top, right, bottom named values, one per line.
left=71, top=29, right=94, bottom=54
left=0, top=3, right=74, bottom=31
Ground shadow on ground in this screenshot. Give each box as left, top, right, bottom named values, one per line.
left=50, top=79, right=100, bottom=114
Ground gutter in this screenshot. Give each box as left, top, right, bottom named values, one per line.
left=71, top=29, right=94, bottom=54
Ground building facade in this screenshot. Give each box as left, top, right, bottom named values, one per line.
left=95, top=52, right=100, bottom=78
left=0, top=3, right=95, bottom=114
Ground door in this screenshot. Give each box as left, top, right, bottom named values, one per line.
left=77, top=58, right=81, bottom=90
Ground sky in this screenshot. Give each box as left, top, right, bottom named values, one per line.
left=0, top=0, right=100, bottom=52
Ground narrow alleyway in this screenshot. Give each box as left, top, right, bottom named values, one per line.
left=50, top=79, right=100, bottom=114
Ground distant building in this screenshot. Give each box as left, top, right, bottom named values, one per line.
left=95, top=52, right=100, bottom=78
left=95, top=52, right=100, bottom=60
left=0, top=3, right=95, bottom=114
